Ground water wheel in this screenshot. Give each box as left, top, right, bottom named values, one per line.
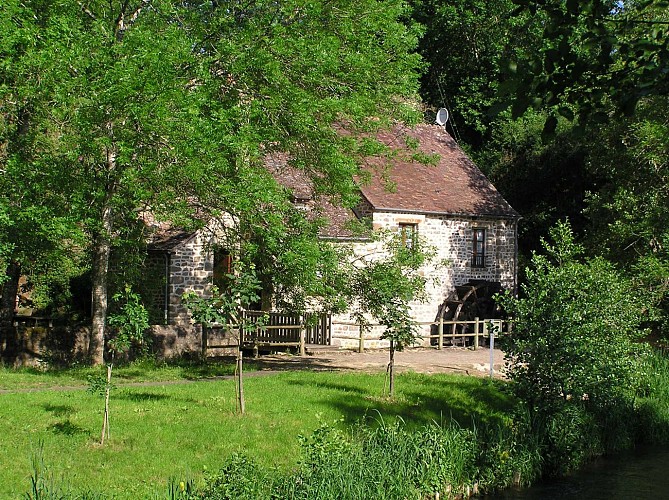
left=433, top=280, right=503, bottom=346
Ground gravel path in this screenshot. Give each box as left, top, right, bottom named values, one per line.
left=253, top=346, right=507, bottom=378
left=0, top=347, right=506, bottom=394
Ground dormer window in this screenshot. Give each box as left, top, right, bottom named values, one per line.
left=472, top=228, right=486, bottom=268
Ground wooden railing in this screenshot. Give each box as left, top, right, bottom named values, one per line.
left=203, top=311, right=331, bottom=356
left=333, top=317, right=511, bottom=353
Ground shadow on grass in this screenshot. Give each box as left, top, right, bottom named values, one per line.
left=49, top=419, right=88, bottom=436
left=42, top=403, right=76, bottom=417
left=287, top=373, right=515, bottom=430
left=116, top=391, right=172, bottom=402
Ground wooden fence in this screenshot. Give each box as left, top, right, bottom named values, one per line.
left=203, top=311, right=331, bottom=356
left=333, top=317, right=512, bottom=353
left=204, top=311, right=511, bottom=356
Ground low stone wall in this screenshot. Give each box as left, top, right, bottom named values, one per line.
left=1, top=324, right=90, bottom=368
left=1, top=323, right=209, bottom=367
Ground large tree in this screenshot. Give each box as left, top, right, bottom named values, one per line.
left=409, top=0, right=543, bottom=146
left=500, top=0, right=669, bottom=132
left=2, top=0, right=423, bottom=364
left=584, top=95, right=669, bottom=327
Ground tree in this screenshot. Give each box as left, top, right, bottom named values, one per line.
left=346, top=233, right=431, bottom=396
left=584, top=95, right=669, bottom=329
left=0, top=1, right=88, bottom=356
left=92, top=285, right=150, bottom=445
left=2, top=0, right=424, bottom=365
left=409, top=0, right=542, bottom=146
left=500, top=0, right=669, bottom=132
left=499, top=221, right=648, bottom=472
left=476, top=110, right=599, bottom=261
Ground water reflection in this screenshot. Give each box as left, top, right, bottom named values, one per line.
left=487, top=447, right=669, bottom=499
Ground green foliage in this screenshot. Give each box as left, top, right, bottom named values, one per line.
left=409, top=0, right=542, bottom=144
left=197, top=453, right=270, bottom=500
left=500, top=221, right=649, bottom=473
left=182, top=262, right=262, bottom=328
left=635, top=350, right=669, bottom=444
left=501, top=221, right=646, bottom=411
left=478, top=110, right=596, bottom=259
left=2, top=0, right=424, bottom=362
left=196, top=420, right=482, bottom=499
left=107, top=285, right=150, bottom=355
left=584, top=96, right=669, bottom=330
left=86, top=372, right=113, bottom=397
left=346, top=233, right=431, bottom=350
left=500, top=0, right=669, bottom=127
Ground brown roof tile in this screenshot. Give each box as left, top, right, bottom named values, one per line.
left=269, top=122, right=517, bottom=238
left=360, top=123, right=518, bottom=218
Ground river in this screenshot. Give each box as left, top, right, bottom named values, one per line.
left=488, top=447, right=669, bottom=499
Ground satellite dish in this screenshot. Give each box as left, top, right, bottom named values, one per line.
left=435, top=108, right=449, bottom=126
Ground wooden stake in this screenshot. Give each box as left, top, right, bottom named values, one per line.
left=100, top=363, right=112, bottom=445
left=237, top=348, right=245, bottom=415
left=389, top=340, right=395, bottom=397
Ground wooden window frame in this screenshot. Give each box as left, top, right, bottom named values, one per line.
left=213, top=248, right=233, bottom=290
left=472, top=228, right=486, bottom=268
left=399, top=223, right=418, bottom=250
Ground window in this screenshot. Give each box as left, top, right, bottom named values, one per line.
left=472, top=228, right=486, bottom=267
left=399, top=223, right=417, bottom=250
left=213, top=248, right=232, bottom=290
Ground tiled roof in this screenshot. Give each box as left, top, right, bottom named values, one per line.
left=147, top=122, right=517, bottom=246
left=265, top=153, right=365, bottom=239
left=359, top=123, right=518, bottom=218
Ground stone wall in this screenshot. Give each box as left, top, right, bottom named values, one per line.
left=168, top=232, right=214, bottom=325
left=161, top=211, right=516, bottom=351
left=330, top=211, right=517, bottom=349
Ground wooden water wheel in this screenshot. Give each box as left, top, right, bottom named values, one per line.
left=433, top=280, right=503, bottom=345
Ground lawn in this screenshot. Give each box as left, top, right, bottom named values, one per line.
left=0, top=366, right=514, bottom=498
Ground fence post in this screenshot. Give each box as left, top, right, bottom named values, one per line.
left=299, top=321, right=306, bottom=357
left=474, top=317, right=479, bottom=350
left=201, top=324, right=208, bottom=358
left=438, top=315, right=444, bottom=350
left=489, top=322, right=495, bottom=379
left=358, top=324, right=364, bottom=353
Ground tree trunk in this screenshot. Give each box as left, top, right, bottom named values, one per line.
left=89, top=148, right=117, bottom=366
left=89, top=221, right=112, bottom=365
left=0, top=261, right=21, bottom=362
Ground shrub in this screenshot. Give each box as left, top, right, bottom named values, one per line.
left=499, top=222, right=649, bottom=473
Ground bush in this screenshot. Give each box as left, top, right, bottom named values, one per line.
left=499, top=222, right=649, bottom=472
left=500, top=222, right=646, bottom=414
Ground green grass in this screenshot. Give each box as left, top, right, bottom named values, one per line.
left=0, top=368, right=515, bottom=498
left=0, top=357, right=244, bottom=390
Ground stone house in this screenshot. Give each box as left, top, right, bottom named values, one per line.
left=144, top=122, right=518, bottom=352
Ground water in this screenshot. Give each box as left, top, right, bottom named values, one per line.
left=489, top=447, right=669, bottom=499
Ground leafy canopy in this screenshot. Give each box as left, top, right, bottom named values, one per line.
left=500, top=221, right=648, bottom=414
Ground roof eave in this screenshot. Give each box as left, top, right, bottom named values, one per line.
left=370, top=206, right=520, bottom=219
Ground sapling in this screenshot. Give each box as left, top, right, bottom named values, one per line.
left=183, top=262, right=265, bottom=414
left=91, top=285, right=149, bottom=445
left=347, top=232, right=432, bottom=396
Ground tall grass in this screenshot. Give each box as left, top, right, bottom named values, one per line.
left=635, top=349, right=669, bottom=444
left=193, top=417, right=543, bottom=499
